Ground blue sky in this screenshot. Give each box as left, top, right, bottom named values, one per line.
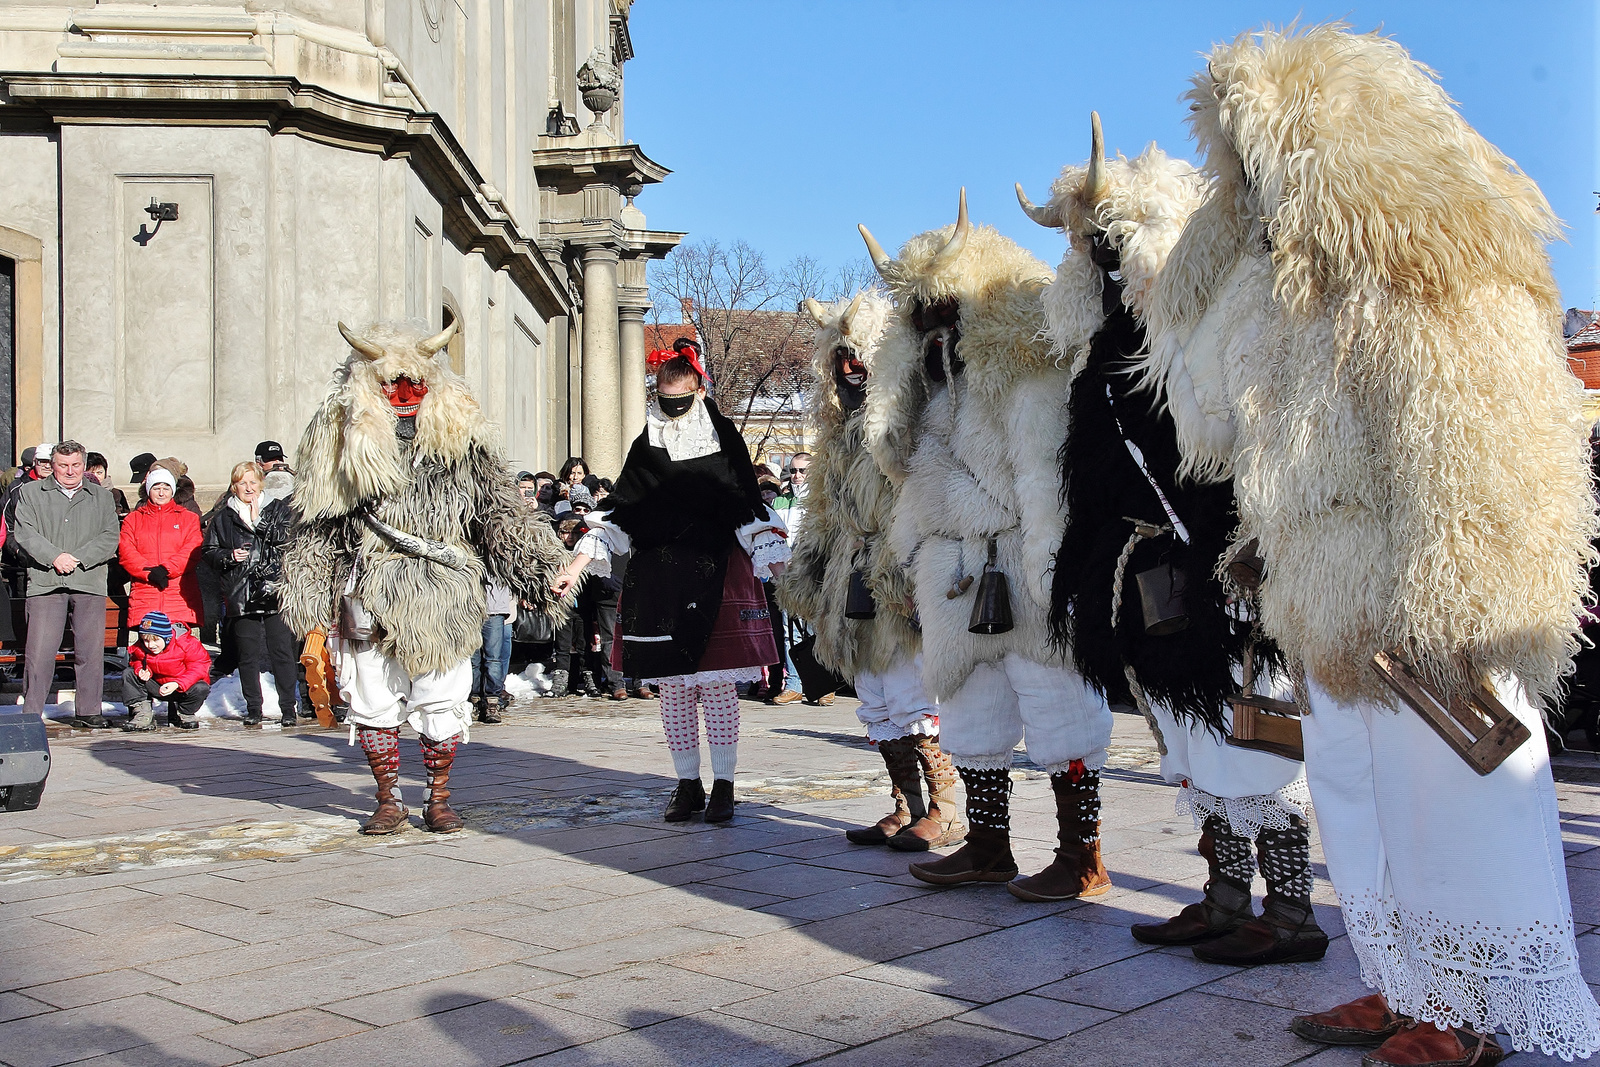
left=626, top=1, right=1598, bottom=309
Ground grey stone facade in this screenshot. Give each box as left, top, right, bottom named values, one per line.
left=0, top=0, right=681, bottom=485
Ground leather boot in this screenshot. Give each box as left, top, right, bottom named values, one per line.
left=704, top=779, right=735, bottom=823
left=1007, top=765, right=1111, bottom=901
left=548, top=669, right=569, bottom=697
left=420, top=735, right=465, bottom=833
left=1131, top=872, right=1254, bottom=945
left=1131, top=829, right=1256, bottom=944
left=357, top=725, right=409, bottom=835
left=1196, top=816, right=1327, bottom=964
left=1363, top=1024, right=1503, bottom=1067
left=908, top=825, right=1018, bottom=885
left=847, top=737, right=920, bottom=845
left=664, top=778, right=705, bottom=822
left=908, top=767, right=1016, bottom=885
left=888, top=734, right=969, bottom=852
left=1194, top=893, right=1329, bottom=964
left=477, top=693, right=503, bottom=725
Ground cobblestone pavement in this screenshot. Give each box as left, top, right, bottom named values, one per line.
left=2, top=695, right=1597, bottom=1066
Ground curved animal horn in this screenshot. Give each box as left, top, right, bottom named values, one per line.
left=930, top=188, right=970, bottom=273
left=839, top=291, right=866, bottom=336
left=858, top=224, right=891, bottom=275
left=1015, top=182, right=1059, bottom=228
left=802, top=298, right=827, bottom=324
left=1086, top=111, right=1108, bottom=205
left=418, top=319, right=459, bottom=356
left=338, top=321, right=384, bottom=361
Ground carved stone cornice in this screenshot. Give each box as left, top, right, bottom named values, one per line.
left=0, top=71, right=573, bottom=318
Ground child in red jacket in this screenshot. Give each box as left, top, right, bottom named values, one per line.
left=121, top=612, right=211, bottom=731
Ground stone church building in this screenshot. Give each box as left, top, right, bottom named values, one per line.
left=0, top=0, right=679, bottom=486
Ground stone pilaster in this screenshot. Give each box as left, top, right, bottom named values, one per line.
left=580, top=244, right=623, bottom=476
left=618, top=289, right=650, bottom=440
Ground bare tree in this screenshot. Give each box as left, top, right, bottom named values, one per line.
left=647, top=240, right=879, bottom=458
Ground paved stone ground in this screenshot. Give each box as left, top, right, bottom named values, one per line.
left=2, top=695, right=1598, bottom=1067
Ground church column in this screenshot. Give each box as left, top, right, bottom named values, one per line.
left=617, top=296, right=649, bottom=438
left=579, top=243, right=622, bottom=476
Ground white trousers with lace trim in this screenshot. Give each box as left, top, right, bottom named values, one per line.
left=1303, top=676, right=1600, bottom=1060
left=937, top=654, right=1112, bottom=775
left=1152, top=698, right=1310, bottom=841
left=854, top=653, right=939, bottom=743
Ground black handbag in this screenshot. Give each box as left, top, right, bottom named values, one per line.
left=789, top=632, right=844, bottom=702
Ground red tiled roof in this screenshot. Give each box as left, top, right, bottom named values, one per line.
left=1569, top=317, right=1600, bottom=351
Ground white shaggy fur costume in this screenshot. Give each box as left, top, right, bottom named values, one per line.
left=1143, top=26, right=1600, bottom=1057
left=872, top=203, right=1110, bottom=778
left=778, top=292, right=963, bottom=850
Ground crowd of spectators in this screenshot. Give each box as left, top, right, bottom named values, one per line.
left=0, top=426, right=820, bottom=731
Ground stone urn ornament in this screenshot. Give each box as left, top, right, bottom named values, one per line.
left=577, top=48, right=622, bottom=130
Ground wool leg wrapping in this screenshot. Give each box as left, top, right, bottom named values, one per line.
left=960, top=767, right=1012, bottom=832
left=700, top=681, right=740, bottom=781
left=1256, top=816, right=1313, bottom=906
left=1204, top=814, right=1255, bottom=887
left=1052, top=764, right=1102, bottom=844
left=358, top=725, right=402, bottom=805
left=420, top=733, right=459, bottom=803
left=658, top=679, right=702, bottom=780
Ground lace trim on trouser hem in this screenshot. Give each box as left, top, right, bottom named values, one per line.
left=949, top=751, right=1013, bottom=773
left=644, top=667, right=765, bottom=687
left=1175, top=777, right=1311, bottom=839
left=1340, top=889, right=1600, bottom=1060
left=866, top=717, right=937, bottom=744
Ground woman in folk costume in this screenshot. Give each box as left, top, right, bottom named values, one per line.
left=1141, top=25, right=1600, bottom=1065
left=1021, top=117, right=1325, bottom=962
left=552, top=344, right=789, bottom=825
left=778, top=291, right=965, bottom=851
left=861, top=192, right=1115, bottom=897
left=280, top=320, right=568, bottom=835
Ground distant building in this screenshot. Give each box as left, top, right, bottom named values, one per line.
left=0, top=0, right=681, bottom=485
left=1566, top=309, right=1600, bottom=421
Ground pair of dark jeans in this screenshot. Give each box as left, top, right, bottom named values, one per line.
left=22, top=592, right=106, bottom=719
left=226, top=613, right=298, bottom=717
left=122, top=667, right=209, bottom=726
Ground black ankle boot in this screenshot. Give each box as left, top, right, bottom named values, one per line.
left=664, top=779, right=705, bottom=822
left=704, top=779, right=735, bottom=823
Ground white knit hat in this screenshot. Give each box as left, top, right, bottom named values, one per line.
left=144, top=468, right=177, bottom=492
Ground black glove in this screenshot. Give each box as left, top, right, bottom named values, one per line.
left=146, top=565, right=170, bottom=590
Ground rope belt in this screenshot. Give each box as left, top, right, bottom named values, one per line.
left=1109, top=518, right=1169, bottom=755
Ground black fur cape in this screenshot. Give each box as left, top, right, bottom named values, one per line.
left=605, top=399, right=765, bottom=680
left=1049, top=302, right=1249, bottom=732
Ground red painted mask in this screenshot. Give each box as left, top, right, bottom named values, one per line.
left=382, top=376, right=428, bottom=416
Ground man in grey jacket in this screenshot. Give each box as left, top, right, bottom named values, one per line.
left=11, top=441, right=122, bottom=728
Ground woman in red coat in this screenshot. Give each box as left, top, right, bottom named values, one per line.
left=118, top=467, right=203, bottom=628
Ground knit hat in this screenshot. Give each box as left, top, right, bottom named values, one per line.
left=567, top=484, right=596, bottom=510
left=138, top=612, right=173, bottom=640
left=144, top=468, right=177, bottom=493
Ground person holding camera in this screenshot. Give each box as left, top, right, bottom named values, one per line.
left=203, top=461, right=298, bottom=726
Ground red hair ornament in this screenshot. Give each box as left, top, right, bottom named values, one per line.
left=647, top=346, right=709, bottom=384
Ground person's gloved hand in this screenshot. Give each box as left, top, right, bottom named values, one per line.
left=146, top=565, right=170, bottom=590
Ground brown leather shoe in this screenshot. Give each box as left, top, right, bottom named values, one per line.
left=908, top=826, right=1018, bottom=885
left=851, top=737, right=921, bottom=845
left=1008, top=838, right=1112, bottom=901
left=1131, top=877, right=1253, bottom=945
left=361, top=798, right=410, bottom=835
left=887, top=735, right=967, bottom=851
left=1193, top=895, right=1328, bottom=965
left=771, top=690, right=804, bottom=705
left=1362, top=1024, right=1503, bottom=1067
left=1292, top=994, right=1407, bottom=1047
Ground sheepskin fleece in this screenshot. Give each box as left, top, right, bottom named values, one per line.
left=777, top=292, right=921, bottom=678
left=1140, top=24, right=1596, bottom=705
left=279, top=321, right=569, bottom=677
left=1039, top=146, right=1210, bottom=368
left=1035, top=147, right=1253, bottom=729
left=867, top=227, right=1063, bottom=699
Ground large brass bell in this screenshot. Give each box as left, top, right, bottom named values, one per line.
left=968, top=540, right=1014, bottom=635
left=845, top=569, right=876, bottom=620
